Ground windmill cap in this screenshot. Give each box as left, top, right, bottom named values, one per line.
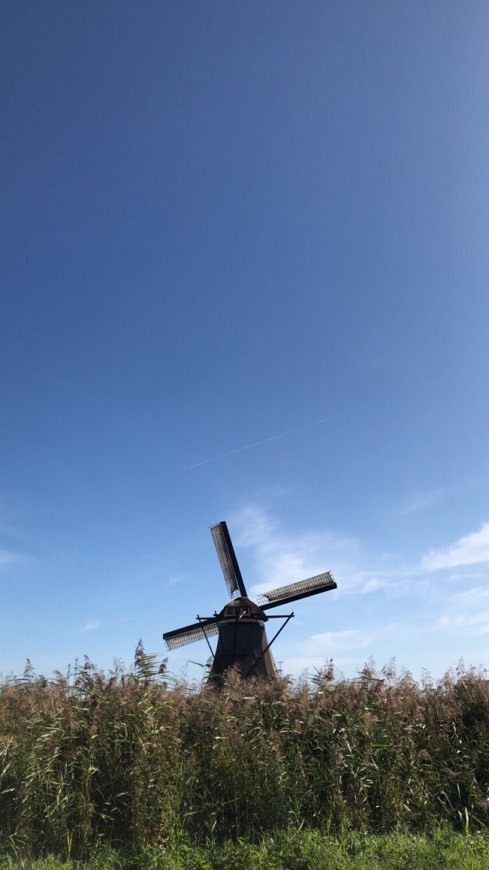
left=218, top=596, right=267, bottom=621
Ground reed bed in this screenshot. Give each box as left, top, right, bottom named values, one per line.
left=1, top=651, right=489, bottom=861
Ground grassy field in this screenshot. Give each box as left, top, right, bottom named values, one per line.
left=2, top=829, right=489, bottom=868
left=1, top=652, right=489, bottom=863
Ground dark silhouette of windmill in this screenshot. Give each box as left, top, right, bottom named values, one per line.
left=163, top=521, right=337, bottom=683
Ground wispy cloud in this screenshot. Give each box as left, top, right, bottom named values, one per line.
left=450, top=585, right=489, bottom=605
left=436, top=609, right=489, bottom=635
left=232, top=505, right=355, bottom=593
left=82, top=619, right=103, bottom=632
left=283, top=655, right=367, bottom=674
left=305, top=629, right=374, bottom=655
left=282, top=630, right=375, bottom=676
left=398, top=488, right=444, bottom=516
left=435, top=581, right=489, bottom=638
left=225, top=506, right=489, bottom=678
left=361, top=576, right=400, bottom=594
left=231, top=505, right=423, bottom=599
left=421, top=522, right=489, bottom=571
left=0, top=548, right=25, bottom=573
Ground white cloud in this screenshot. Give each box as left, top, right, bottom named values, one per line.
left=0, top=548, right=25, bottom=573
left=282, top=655, right=366, bottom=675
left=421, top=522, right=489, bottom=571
left=436, top=609, right=489, bottom=635
left=232, top=505, right=356, bottom=594
left=280, top=630, right=375, bottom=678
left=450, top=585, right=489, bottom=604
left=361, top=576, right=399, bottom=594
left=82, top=619, right=103, bottom=632
left=230, top=504, right=424, bottom=600
left=216, top=507, right=489, bottom=679
left=398, top=488, right=444, bottom=516
left=277, top=623, right=372, bottom=659
left=305, top=629, right=373, bottom=655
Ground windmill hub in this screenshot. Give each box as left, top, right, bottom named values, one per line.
left=163, top=521, right=337, bottom=683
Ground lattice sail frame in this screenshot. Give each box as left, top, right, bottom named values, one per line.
left=210, top=521, right=247, bottom=598
left=164, top=619, right=220, bottom=650
left=257, top=572, right=336, bottom=607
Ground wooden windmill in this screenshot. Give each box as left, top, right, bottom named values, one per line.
left=163, top=521, right=337, bottom=682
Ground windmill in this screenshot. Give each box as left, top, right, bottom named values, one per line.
left=163, top=521, right=337, bottom=683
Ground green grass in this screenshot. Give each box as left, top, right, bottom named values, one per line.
left=2, top=829, right=489, bottom=869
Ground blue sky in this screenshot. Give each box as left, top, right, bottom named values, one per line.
left=1, top=1, right=489, bottom=683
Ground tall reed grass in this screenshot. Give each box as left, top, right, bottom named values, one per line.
left=1, top=651, right=489, bottom=860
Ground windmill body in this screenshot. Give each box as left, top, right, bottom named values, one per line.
left=210, top=597, right=276, bottom=680
left=163, top=521, right=337, bottom=683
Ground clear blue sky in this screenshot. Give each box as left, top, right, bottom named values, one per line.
left=1, top=1, right=489, bottom=682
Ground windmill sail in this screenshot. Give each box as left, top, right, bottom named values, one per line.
left=258, top=572, right=336, bottom=610
left=210, top=522, right=247, bottom=598
left=163, top=616, right=220, bottom=650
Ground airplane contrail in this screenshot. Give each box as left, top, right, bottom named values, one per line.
left=189, top=408, right=355, bottom=469
left=189, top=376, right=442, bottom=469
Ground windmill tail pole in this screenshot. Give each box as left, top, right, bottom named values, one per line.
left=243, top=613, right=294, bottom=678
left=197, top=615, right=216, bottom=656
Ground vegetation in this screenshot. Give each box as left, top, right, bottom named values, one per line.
left=1, top=650, right=489, bottom=863
left=3, top=829, right=489, bottom=869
